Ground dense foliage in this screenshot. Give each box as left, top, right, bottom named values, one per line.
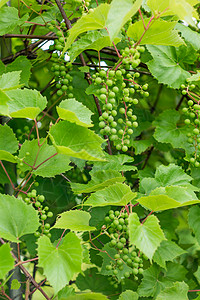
left=0, top=0, right=200, bottom=299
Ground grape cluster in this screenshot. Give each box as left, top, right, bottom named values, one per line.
left=121, top=43, right=145, bottom=70
left=93, top=64, right=148, bottom=151
left=16, top=126, right=34, bottom=142
left=104, top=210, right=144, bottom=286
left=75, top=0, right=94, bottom=15
left=24, top=189, right=53, bottom=238
left=47, top=20, right=74, bottom=98
left=181, top=82, right=200, bottom=167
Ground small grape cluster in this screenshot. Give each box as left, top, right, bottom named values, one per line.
left=182, top=99, right=200, bottom=167
left=16, top=126, right=34, bottom=142
left=47, top=20, right=74, bottom=98
left=75, top=0, right=94, bottom=15
left=15, top=151, right=30, bottom=168
left=24, top=189, right=53, bottom=238
left=93, top=66, right=148, bottom=151
left=121, top=43, right=145, bottom=70
left=104, top=210, right=144, bottom=286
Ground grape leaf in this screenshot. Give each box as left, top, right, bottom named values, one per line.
left=37, top=233, right=82, bottom=294
left=138, top=186, right=199, bottom=212
left=156, top=281, right=188, bottom=300
left=188, top=205, right=200, bottom=245
left=76, top=267, right=117, bottom=296
left=129, top=213, right=166, bottom=260
left=5, top=89, right=47, bottom=119
left=119, top=290, right=138, bottom=300
left=175, top=23, right=200, bottom=51
left=0, top=124, right=18, bottom=163
left=138, top=263, right=187, bottom=297
left=127, top=19, right=183, bottom=46
left=0, top=90, right=10, bottom=116
left=92, top=153, right=136, bottom=172
left=153, top=110, right=191, bottom=152
left=153, top=240, right=185, bottom=269
left=0, top=71, right=21, bottom=90
left=67, top=293, right=108, bottom=300
left=0, top=244, right=15, bottom=279
left=64, top=4, right=110, bottom=51
left=147, top=0, right=198, bottom=26
left=0, top=194, right=40, bottom=242
left=84, top=183, right=136, bottom=207
left=11, top=279, right=21, bottom=290
left=6, top=56, right=32, bottom=86
left=106, top=0, right=142, bottom=41
left=194, top=266, right=200, bottom=283
left=132, top=138, right=153, bottom=155
left=146, top=46, right=190, bottom=88
left=70, top=170, right=125, bottom=194
left=52, top=210, right=96, bottom=231
left=49, top=121, right=105, bottom=161
left=57, top=98, right=94, bottom=127
left=18, top=139, right=71, bottom=178
left=0, top=7, right=28, bottom=35
left=0, top=0, right=7, bottom=8
left=57, top=286, right=75, bottom=299
left=68, top=30, right=120, bottom=62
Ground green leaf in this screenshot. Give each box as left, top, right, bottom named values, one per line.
left=153, top=240, right=185, bottom=268
left=70, top=170, right=125, bottom=193
left=0, top=244, right=15, bottom=279
left=194, top=266, right=200, bottom=284
left=153, top=110, right=191, bottom=150
left=64, top=4, right=110, bottom=51
left=0, top=7, right=28, bottom=35
left=11, top=279, right=21, bottom=290
left=84, top=183, right=136, bottom=207
left=127, top=19, right=183, bottom=46
left=175, top=23, right=200, bottom=51
left=0, top=124, right=18, bottom=162
left=57, top=98, right=94, bottom=127
left=6, top=56, right=32, bottom=86
left=68, top=30, right=120, bottom=62
left=129, top=213, right=166, bottom=260
left=0, top=0, right=7, bottom=8
left=92, top=153, right=136, bottom=172
left=5, top=89, right=47, bottom=119
left=138, top=186, right=199, bottom=212
left=147, top=0, right=198, bottom=26
left=106, top=0, right=142, bottom=41
left=57, top=286, right=75, bottom=299
left=0, top=90, right=10, bottom=116
left=119, top=290, right=138, bottom=300
left=138, top=263, right=187, bottom=297
left=18, top=139, right=71, bottom=178
left=146, top=46, right=190, bottom=88
left=156, top=281, right=188, bottom=300
left=0, top=194, right=40, bottom=242
left=76, top=267, right=117, bottom=296
left=188, top=205, right=200, bottom=245
left=49, top=121, right=105, bottom=161
left=52, top=210, right=96, bottom=231
left=0, top=71, right=21, bottom=91
left=37, top=233, right=82, bottom=294
left=67, top=293, right=108, bottom=300
left=132, top=138, right=153, bottom=155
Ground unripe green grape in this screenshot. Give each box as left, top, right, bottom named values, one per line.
left=188, top=100, right=194, bottom=106
left=118, top=129, right=124, bottom=135
left=131, top=251, right=137, bottom=257
left=190, top=84, right=195, bottom=89
left=195, top=161, right=200, bottom=167
left=111, top=110, right=117, bottom=117
left=182, top=107, right=188, bottom=113
left=122, top=82, right=126, bottom=88
left=127, top=110, right=132, bottom=117
left=106, top=265, right=112, bottom=270
left=45, top=223, right=51, bottom=229
left=132, top=98, right=138, bottom=104
left=190, top=112, right=196, bottom=118
left=104, top=126, right=111, bottom=134
left=119, top=107, right=125, bottom=114
left=47, top=212, right=53, bottom=218
left=127, top=129, right=133, bottom=135
left=38, top=195, right=45, bottom=202
left=102, top=112, right=109, bottom=119
left=138, top=268, right=144, bottom=274
left=188, top=138, right=193, bottom=143
left=122, top=145, right=128, bottom=152
left=41, top=214, right=47, bottom=220
left=110, top=240, right=117, bottom=247
left=118, top=118, right=123, bottom=124
left=144, top=91, right=149, bottom=97
left=126, top=121, right=132, bottom=127
left=124, top=272, right=130, bottom=278
left=117, top=224, right=123, bottom=231
left=109, top=214, right=115, bottom=220
left=99, top=70, right=106, bottom=77
left=116, top=242, right=123, bottom=249
left=116, top=144, right=121, bottom=150
left=120, top=237, right=126, bottom=244
left=184, top=119, right=191, bottom=125
left=133, top=122, right=138, bottom=128
left=95, top=77, right=102, bottom=84
left=114, top=254, right=120, bottom=259
left=100, top=87, right=107, bottom=94
left=113, top=219, right=119, bottom=226
left=113, top=86, right=119, bottom=93
left=193, top=128, right=199, bottom=135
left=119, top=218, right=124, bottom=225
left=129, top=88, right=135, bottom=94
left=106, top=103, right=113, bottom=110
left=107, top=80, right=113, bottom=86
left=109, top=98, right=116, bottom=104
left=99, top=121, right=105, bottom=128
left=57, top=89, right=63, bottom=96
left=34, top=231, right=40, bottom=238
left=100, top=94, right=107, bottom=101
left=117, top=259, right=123, bottom=265
left=35, top=201, right=41, bottom=208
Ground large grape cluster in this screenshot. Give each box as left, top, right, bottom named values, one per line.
left=93, top=44, right=149, bottom=152
left=104, top=210, right=145, bottom=287
left=24, top=189, right=53, bottom=238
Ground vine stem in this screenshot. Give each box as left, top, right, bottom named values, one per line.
left=0, top=161, right=15, bottom=190
left=0, top=238, right=51, bottom=300
left=138, top=9, right=146, bottom=29
left=2, top=34, right=57, bottom=40
left=56, top=229, right=66, bottom=248
left=0, top=286, right=12, bottom=300
left=188, top=289, right=200, bottom=292
left=141, top=211, right=154, bottom=224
